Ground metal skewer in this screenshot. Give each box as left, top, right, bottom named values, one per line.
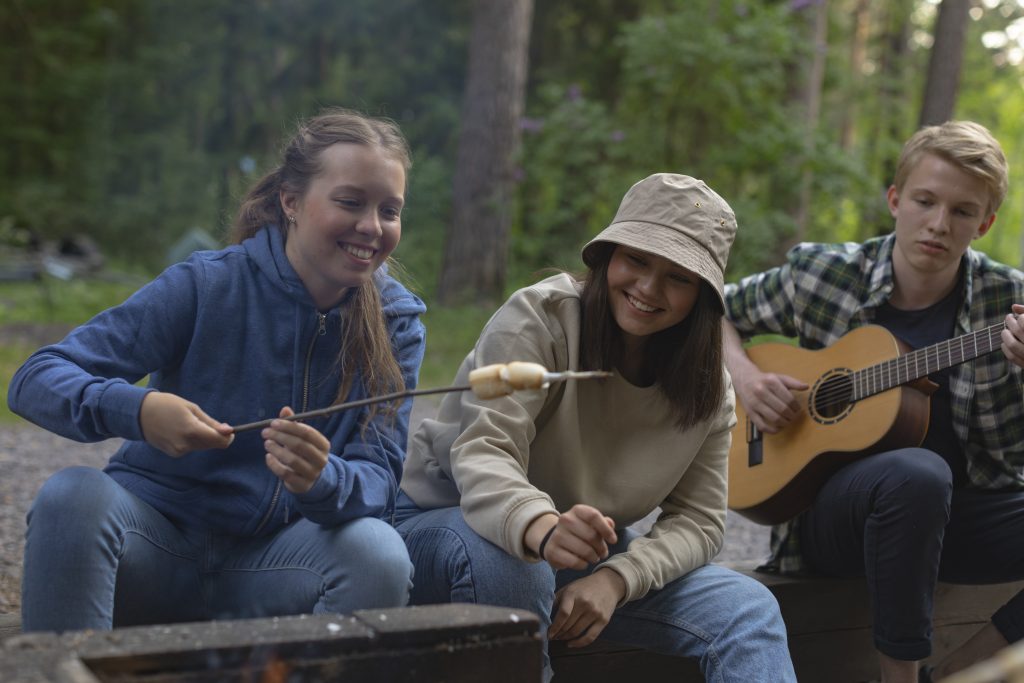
left=230, top=368, right=612, bottom=434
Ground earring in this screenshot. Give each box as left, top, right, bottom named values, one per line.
left=287, top=215, right=296, bottom=224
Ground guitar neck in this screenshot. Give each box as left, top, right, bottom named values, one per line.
left=853, top=322, right=1005, bottom=400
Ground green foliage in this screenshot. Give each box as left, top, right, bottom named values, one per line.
left=0, top=0, right=468, bottom=271
left=513, top=84, right=637, bottom=289
left=514, top=0, right=880, bottom=280
left=956, top=1, right=1024, bottom=269
left=4, top=0, right=1024, bottom=316
left=0, top=277, right=142, bottom=324
left=395, top=153, right=454, bottom=302
left=417, top=305, right=495, bottom=389
left=616, top=1, right=799, bottom=169
left=529, top=0, right=649, bottom=103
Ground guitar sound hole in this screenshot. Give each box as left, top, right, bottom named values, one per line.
left=812, top=373, right=853, bottom=422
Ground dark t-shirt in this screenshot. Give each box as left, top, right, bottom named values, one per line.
left=873, top=284, right=967, bottom=486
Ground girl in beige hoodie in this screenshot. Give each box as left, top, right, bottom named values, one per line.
left=397, top=174, right=795, bottom=682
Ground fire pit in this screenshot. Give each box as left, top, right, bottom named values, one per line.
left=1, top=604, right=541, bottom=683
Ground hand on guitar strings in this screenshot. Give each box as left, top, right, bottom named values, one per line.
left=731, top=365, right=809, bottom=435
left=230, top=362, right=613, bottom=433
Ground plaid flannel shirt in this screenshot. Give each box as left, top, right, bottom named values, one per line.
left=724, top=234, right=1024, bottom=574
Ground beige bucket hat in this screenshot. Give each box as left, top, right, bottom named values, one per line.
left=582, top=173, right=737, bottom=310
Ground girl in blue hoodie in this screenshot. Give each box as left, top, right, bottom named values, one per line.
left=8, top=108, right=427, bottom=632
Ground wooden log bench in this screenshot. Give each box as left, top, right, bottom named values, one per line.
left=550, top=561, right=1024, bottom=683
left=2, top=563, right=1021, bottom=682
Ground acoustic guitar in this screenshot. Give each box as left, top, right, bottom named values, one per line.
left=728, top=322, right=1008, bottom=525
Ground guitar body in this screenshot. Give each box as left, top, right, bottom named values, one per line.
left=728, top=325, right=933, bottom=525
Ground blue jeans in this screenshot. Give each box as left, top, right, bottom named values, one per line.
left=22, top=466, right=413, bottom=632
left=395, top=496, right=796, bottom=683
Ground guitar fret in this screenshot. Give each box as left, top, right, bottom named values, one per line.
left=853, top=321, right=1006, bottom=400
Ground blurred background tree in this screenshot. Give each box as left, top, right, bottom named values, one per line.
left=2, top=0, right=1024, bottom=302
left=439, top=0, right=534, bottom=306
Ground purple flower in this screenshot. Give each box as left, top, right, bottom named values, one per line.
left=520, top=117, right=545, bottom=133
left=566, top=84, right=582, bottom=102
left=609, top=130, right=626, bottom=142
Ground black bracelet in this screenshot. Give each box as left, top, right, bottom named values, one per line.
left=538, top=524, right=557, bottom=561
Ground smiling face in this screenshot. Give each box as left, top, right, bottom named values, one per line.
left=888, top=153, right=995, bottom=298
left=280, top=142, right=405, bottom=310
left=606, top=245, right=701, bottom=347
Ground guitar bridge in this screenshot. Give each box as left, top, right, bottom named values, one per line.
left=746, top=419, right=763, bottom=467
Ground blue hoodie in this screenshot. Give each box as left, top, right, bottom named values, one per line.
left=7, top=227, right=426, bottom=536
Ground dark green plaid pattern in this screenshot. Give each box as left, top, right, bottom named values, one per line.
left=724, top=235, right=1024, bottom=574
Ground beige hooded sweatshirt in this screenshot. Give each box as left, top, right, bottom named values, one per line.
left=401, top=273, right=735, bottom=603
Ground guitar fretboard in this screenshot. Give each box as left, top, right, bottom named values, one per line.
left=853, top=322, right=1006, bottom=401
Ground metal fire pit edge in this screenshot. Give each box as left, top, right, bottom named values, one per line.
left=0, top=604, right=542, bottom=683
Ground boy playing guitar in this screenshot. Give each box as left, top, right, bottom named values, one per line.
left=723, top=120, right=1024, bottom=683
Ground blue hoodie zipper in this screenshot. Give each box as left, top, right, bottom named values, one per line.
left=253, top=311, right=327, bottom=534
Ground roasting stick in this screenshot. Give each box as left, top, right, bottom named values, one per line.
left=231, top=362, right=612, bottom=433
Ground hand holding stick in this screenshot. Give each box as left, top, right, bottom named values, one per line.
left=231, top=362, right=612, bottom=433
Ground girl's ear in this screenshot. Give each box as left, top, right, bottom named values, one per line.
left=280, top=189, right=299, bottom=216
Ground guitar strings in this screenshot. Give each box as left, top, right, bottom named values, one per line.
left=810, top=324, right=1003, bottom=409
left=807, top=322, right=1005, bottom=412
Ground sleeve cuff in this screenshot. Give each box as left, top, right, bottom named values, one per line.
left=601, top=554, right=647, bottom=604
left=99, top=383, right=154, bottom=441
left=298, top=458, right=341, bottom=505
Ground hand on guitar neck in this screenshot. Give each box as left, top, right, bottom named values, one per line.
left=1001, top=304, right=1024, bottom=368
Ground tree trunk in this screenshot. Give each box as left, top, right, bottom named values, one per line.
left=918, top=0, right=970, bottom=127
left=839, top=0, right=871, bottom=151
left=861, top=0, right=914, bottom=239
left=438, top=0, right=535, bottom=306
left=792, top=0, right=829, bottom=246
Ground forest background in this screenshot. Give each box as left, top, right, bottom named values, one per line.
left=3, top=0, right=1024, bottom=402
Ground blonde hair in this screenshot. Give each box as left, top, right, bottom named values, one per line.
left=231, top=108, right=412, bottom=420
left=894, top=120, right=1009, bottom=215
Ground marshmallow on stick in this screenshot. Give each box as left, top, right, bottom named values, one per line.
left=468, top=362, right=609, bottom=399
left=231, top=362, right=612, bottom=433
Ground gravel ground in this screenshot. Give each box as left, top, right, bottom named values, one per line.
left=0, top=399, right=770, bottom=617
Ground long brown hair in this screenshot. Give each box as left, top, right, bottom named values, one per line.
left=231, top=108, right=412, bottom=419
left=578, top=243, right=726, bottom=430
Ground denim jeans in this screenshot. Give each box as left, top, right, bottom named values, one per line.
left=22, top=466, right=413, bottom=632
left=395, top=494, right=796, bottom=683
left=800, top=448, right=1024, bottom=660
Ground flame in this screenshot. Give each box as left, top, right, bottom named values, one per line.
left=259, top=653, right=291, bottom=683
